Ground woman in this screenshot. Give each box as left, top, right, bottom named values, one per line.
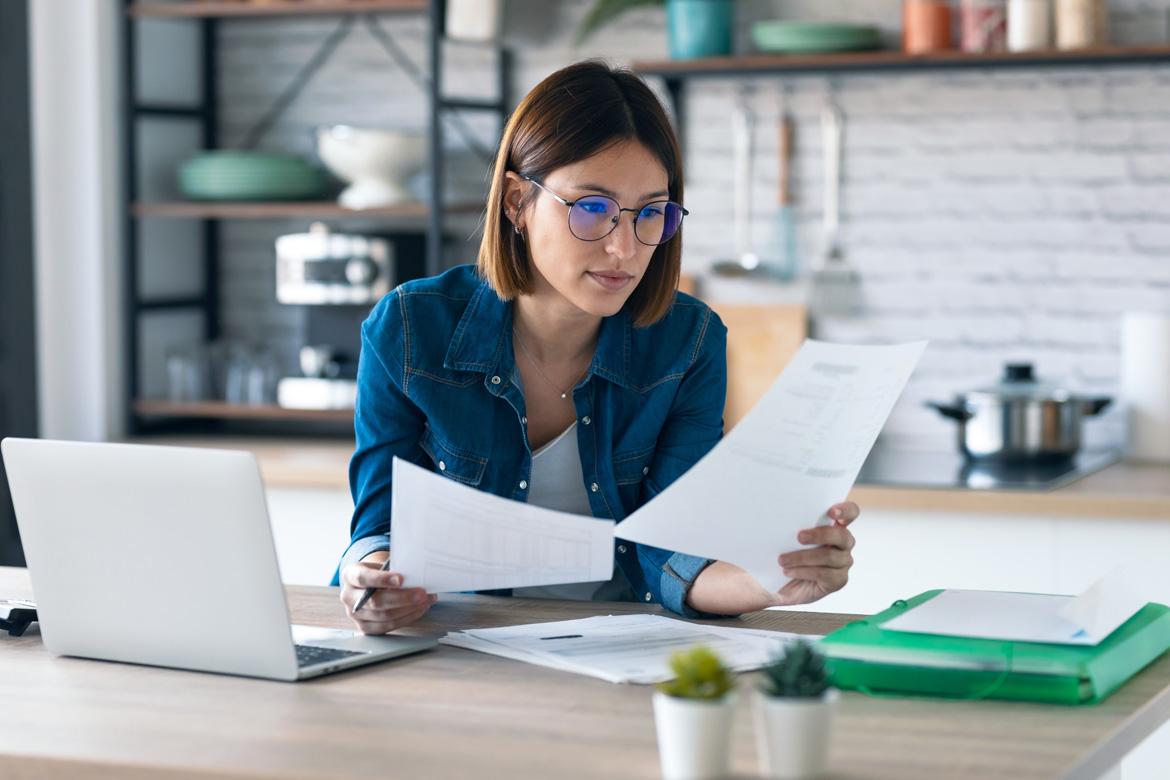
left=335, top=60, right=859, bottom=635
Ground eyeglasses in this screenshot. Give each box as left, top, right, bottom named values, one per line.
left=521, top=175, right=688, bottom=246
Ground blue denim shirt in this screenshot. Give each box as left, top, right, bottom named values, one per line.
left=331, top=264, right=729, bottom=618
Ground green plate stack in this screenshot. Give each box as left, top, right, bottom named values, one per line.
left=178, top=151, right=329, bottom=201
left=751, top=21, right=883, bottom=54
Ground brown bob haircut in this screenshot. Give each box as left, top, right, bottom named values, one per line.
left=477, top=59, right=684, bottom=328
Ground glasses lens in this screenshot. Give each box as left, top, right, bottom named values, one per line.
left=568, top=196, right=619, bottom=241
left=635, top=201, right=684, bottom=246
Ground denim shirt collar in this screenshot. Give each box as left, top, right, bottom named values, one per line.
left=443, top=279, right=633, bottom=391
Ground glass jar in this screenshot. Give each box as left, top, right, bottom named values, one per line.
left=1055, top=0, right=1107, bottom=49
left=904, top=0, right=954, bottom=54
left=1007, top=0, right=1051, bottom=51
left=960, top=0, right=1007, bottom=52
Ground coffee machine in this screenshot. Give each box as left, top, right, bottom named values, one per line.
left=274, top=223, right=426, bottom=410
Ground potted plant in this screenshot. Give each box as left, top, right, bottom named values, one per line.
left=754, top=639, right=839, bottom=779
left=575, top=0, right=734, bottom=60
left=652, top=645, right=738, bottom=780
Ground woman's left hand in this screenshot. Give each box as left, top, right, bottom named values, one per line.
left=771, top=501, right=859, bottom=607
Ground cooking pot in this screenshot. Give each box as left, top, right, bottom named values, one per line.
left=926, top=363, right=1112, bottom=461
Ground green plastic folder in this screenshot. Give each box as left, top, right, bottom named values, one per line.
left=820, top=590, right=1170, bottom=705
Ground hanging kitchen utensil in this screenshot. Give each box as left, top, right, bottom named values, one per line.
left=762, top=90, right=798, bottom=281
left=711, top=90, right=761, bottom=277
left=809, top=93, right=862, bottom=317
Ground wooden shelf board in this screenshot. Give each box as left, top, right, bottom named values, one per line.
left=127, top=0, right=428, bottom=19
left=633, top=45, right=1170, bottom=77
left=131, top=201, right=482, bottom=220
left=133, top=400, right=354, bottom=423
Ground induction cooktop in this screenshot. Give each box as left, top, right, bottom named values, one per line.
left=856, top=441, right=1120, bottom=491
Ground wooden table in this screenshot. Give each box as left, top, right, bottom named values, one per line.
left=2, top=567, right=1168, bottom=779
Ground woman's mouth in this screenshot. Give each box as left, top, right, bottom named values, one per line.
left=587, top=271, right=634, bottom=291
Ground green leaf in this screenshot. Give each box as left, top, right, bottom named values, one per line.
left=574, top=0, right=665, bottom=47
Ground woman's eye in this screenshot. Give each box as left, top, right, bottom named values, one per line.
left=639, top=206, right=664, bottom=219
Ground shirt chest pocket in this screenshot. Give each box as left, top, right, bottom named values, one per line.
left=613, top=445, right=655, bottom=487
left=418, top=427, right=488, bottom=487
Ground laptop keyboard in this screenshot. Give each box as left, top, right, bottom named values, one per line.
left=295, top=644, right=366, bottom=668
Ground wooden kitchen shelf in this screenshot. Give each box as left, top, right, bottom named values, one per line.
left=127, top=0, right=427, bottom=19
left=131, top=201, right=483, bottom=220
left=134, top=399, right=354, bottom=423
left=633, top=44, right=1170, bottom=78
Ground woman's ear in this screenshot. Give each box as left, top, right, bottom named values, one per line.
left=501, top=171, right=528, bottom=230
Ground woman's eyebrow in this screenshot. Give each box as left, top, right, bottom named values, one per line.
left=572, top=183, right=670, bottom=200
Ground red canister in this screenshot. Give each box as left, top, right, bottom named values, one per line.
left=904, top=0, right=954, bottom=54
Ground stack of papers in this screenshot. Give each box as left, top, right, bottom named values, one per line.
left=440, top=614, right=822, bottom=684
left=391, top=339, right=927, bottom=595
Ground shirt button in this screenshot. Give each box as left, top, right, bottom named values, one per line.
left=582, top=415, right=591, bottom=425
left=491, top=375, right=501, bottom=385
left=642, top=466, right=650, bottom=475
left=618, top=544, right=627, bottom=554
left=590, top=482, right=600, bottom=493
left=519, top=480, right=528, bottom=490
left=644, top=592, right=653, bottom=602
left=521, top=416, right=527, bottom=425
left=438, top=461, right=447, bottom=471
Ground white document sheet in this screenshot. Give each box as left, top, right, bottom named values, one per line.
left=614, top=339, right=927, bottom=591
left=440, top=613, right=821, bottom=684
left=390, top=457, right=614, bottom=593
left=882, top=575, right=1148, bottom=645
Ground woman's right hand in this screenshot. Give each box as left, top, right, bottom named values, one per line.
left=339, top=557, right=437, bottom=635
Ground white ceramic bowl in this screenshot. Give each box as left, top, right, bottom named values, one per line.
left=315, top=125, right=427, bottom=209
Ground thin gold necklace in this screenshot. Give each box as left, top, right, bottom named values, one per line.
left=513, top=328, right=589, bottom=401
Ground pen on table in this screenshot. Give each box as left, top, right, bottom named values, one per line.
left=353, top=558, right=393, bottom=612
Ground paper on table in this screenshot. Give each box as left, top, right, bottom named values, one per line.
left=614, top=339, right=927, bottom=591
left=882, top=577, right=1148, bottom=645
left=441, top=613, right=819, bottom=684
left=390, top=457, right=614, bottom=593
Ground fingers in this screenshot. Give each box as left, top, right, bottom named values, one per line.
left=778, top=546, right=853, bottom=571
left=354, top=587, right=434, bottom=614
left=827, top=501, right=860, bottom=526
left=342, top=563, right=402, bottom=590
left=352, top=599, right=435, bottom=636
left=795, top=524, right=856, bottom=551
left=781, top=565, right=849, bottom=594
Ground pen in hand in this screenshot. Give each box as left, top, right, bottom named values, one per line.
left=353, top=557, right=393, bottom=613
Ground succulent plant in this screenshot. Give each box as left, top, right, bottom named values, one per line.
left=759, top=639, right=830, bottom=699
left=656, top=645, right=735, bottom=700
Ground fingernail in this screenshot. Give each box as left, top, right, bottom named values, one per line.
left=798, top=532, right=810, bottom=543
left=389, top=575, right=402, bottom=587
left=832, top=508, right=841, bottom=519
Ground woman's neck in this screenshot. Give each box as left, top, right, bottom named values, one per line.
left=512, top=294, right=600, bottom=365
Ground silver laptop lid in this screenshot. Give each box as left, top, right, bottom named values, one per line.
left=1, top=438, right=299, bottom=680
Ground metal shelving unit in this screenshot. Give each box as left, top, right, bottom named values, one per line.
left=123, top=0, right=511, bottom=434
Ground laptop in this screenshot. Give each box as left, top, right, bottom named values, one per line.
left=0, top=437, right=435, bottom=681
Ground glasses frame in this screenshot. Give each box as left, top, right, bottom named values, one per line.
left=520, top=175, right=689, bottom=246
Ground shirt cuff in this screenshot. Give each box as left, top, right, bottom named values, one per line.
left=337, top=535, right=391, bottom=583
left=660, top=552, right=723, bottom=619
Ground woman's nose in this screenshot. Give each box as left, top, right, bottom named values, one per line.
left=604, top=213, right=638, bottom=258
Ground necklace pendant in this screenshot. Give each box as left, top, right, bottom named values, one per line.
left=560, top=392, right=568, bottom=400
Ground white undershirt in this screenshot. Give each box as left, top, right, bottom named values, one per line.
left=511, top=423, right=617, bottom=600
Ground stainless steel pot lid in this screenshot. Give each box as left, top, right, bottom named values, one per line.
left=961, top=363, right=1076, bottom=403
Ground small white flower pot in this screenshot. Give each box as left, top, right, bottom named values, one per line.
left=652, top=690, right=737, bottom=780
left=753, top=688, right=839, bottom=779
